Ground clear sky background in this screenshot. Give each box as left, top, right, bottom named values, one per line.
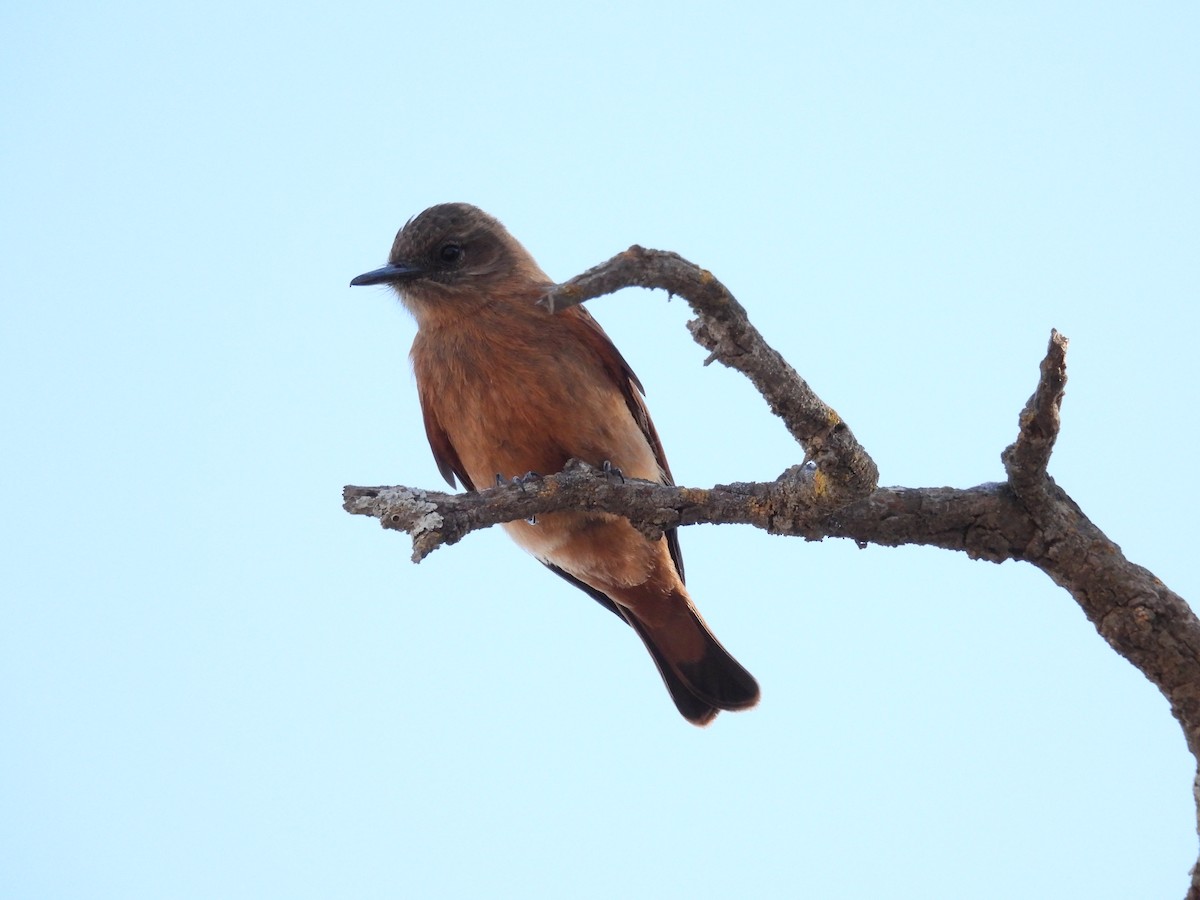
left=3, top=3, right=1197, bottom=898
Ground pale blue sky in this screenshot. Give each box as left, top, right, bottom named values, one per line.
left=3, top=2, right=1197, bottom=897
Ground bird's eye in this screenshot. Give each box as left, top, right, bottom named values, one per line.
left=438, top=242, right=464, bottom=264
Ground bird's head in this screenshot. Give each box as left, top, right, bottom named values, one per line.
left=350, top=203, right=549, bottom=324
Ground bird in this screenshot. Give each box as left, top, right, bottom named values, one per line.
left=350, top=203, right=759, bottom=725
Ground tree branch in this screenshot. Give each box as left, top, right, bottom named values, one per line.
left=343, top=468, right=1026, bottom=564
left=1002, top=327, right=1068, bottom=504
left=540, top=246, right=878, bottom=508
left=343, top=255, right=1200, bottom=896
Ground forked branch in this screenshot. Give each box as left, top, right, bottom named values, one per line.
left=343, top=250, right=1200, bottom=897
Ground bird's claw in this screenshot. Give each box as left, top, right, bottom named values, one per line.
left=601, top=460, right=625, bottom=485
left=495, top=472, right=542, bottom=525
left=496, top=471, right=542, bottom=491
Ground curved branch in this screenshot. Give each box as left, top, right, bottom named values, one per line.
left=540, top=246, right=878, bottom=507
left=345, top=260, right=1200, bottom=895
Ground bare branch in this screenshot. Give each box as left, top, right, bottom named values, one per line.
left=1002, top=328, right=1068, bottom=502
left=540, top=246, right=878, bottom=508
left=345, top=459, right=828, bottom=561
left=344, top=462, right=1037, bottom=567
left=347, top=252, right=1200, bottom=893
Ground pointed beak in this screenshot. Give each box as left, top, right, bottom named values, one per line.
left=349, top=262, right=424, bottom=287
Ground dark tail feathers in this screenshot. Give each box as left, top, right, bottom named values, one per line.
left=623, top=607, right=760, bottom=726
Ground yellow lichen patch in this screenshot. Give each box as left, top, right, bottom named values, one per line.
left=811, top=468, right=830, bottom=498
left=747, top=496, right=772, bottom=519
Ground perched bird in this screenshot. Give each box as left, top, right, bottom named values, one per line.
left=350, top=203, right=759, bottom=725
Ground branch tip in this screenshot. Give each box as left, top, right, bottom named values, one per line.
left=1003, top=329, right=1070, bottom=494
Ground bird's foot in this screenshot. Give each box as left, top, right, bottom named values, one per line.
left=496, top=472, right=542, bottom=525
left=495, top=471, right=543, bottom=491
left=601, top=460, right=625, bottom=485
left=514, top=471, right=542, bottom=488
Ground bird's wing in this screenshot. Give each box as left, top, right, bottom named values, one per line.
left=419, top=389, right=476, bottom=492
left=566, top=306, right=686, bottom=584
